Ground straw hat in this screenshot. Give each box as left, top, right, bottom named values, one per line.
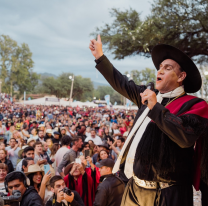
left=46, top=129, right=53, bottom=134
left=25, top=164, right=44, bottom=176
left=64, top=162, right=85, bottom=176
left=27, top=138, right=36, bottom=144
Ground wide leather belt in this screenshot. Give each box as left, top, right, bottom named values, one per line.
left=133, top=175, right=174, bottom=190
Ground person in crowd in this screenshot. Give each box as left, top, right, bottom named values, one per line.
left=92, top=143, right=109, bottom=165
left=84, top=129, right=103, bottom=145
left=44, top=140, right=52, bottom=156
left=85, top=127, right=91, bottom=137
left=26, top=164, right=52, bottom=203
left=30, top=127, right=39, bottom=140
left=5, top=171, right=43, bottom=206
left=61, top=127, right=67, bottom=138
left=109, top=137, right=125, bottom=161
left=102, top=127, right=114, bottom=143
left=5, top=137, right=21, bottom=169
left=58, top=137, right=83, bottom=178
left=95, top=150, right=109, bottom=166
left=21, top=123, right=30, bottom=141
left=0, top=149, right=14, bottom=173
left=0, top=163, right=8, bottom=194
left=119, top=123, right=127, bottom=136
left=110, top=115, right=117, bottom=124
left=45, top=129, right=54, bottom=141
left=0, top=142, right=5, bottom=150
left=42, top=141, right=54, bottom=165
left=34, top=141, right=47, bottom=165
left=46, top=175, right=85, bottom=206
left=27, top=137, right=36, bottom=147
left=0, top=120, right=6, bottom=143
left=52, top=131, right=61, bottom=144
left=55, top=135, right=70, bottom=175
left=64, top=162, right=94, bottom=206
left=6, top=120, right=12, bottom=131
left=36, top=130, right=45, bottom=142
left=22, top=157, right=34, bottom=172
left=93, top=159, right=125, bottom=206
left=16, top=146, right=35, bottom=171
left=50, top=143, right=59, bottom=169
left=5, top=125, right=15, bottom=145
left=46, top=138, right=53, bottom=150
left=111, top=123, right=121, bottom=140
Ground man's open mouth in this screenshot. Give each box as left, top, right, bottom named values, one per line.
left=157, top=77, right=162, bottom=82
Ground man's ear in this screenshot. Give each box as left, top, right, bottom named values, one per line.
left=177, top=72, right=187, bottom=83
left=51, top=187, right=54, bottom=193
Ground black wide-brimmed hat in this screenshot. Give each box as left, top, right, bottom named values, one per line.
left=152, top=44, right=202, bottom=93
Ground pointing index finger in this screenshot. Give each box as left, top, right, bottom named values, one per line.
left=97, top=34, right=101, bottom=42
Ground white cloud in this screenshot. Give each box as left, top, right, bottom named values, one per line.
left=0, top=0, right=153, bottom=84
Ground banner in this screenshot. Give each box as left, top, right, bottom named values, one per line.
left=45, top=97, right=60, bottom=102
left=104, top=95, right=110, bottom=106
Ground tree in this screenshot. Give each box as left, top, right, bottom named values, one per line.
left=0, top=35, right=40, bottom=95
left=92, top=0, right=208, bottom=64
left=93, top=85, right=124, bottom=105
left=125, top=68, right=156, bottom=85
left=37, top=73, right=94, bottom=101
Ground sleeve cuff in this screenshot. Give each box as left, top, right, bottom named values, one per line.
left=94, top=55, right=105, bottom=64
left=148, top=102, right=166, bottom=121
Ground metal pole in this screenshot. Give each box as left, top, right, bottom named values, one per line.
left=10, top=82, right=12, bottom=97
left=69, top=75, right=74, bottom=102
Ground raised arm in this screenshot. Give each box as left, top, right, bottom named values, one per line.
left=89, top=35, right=146, bottom=107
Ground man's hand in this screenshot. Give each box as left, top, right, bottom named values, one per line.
left=140, top=89, right=157, bottom=110
left=37, top=159, right=47, bottom=165
left=64, top=192, right=74, bottom=203
left=57, top=189, right=64, bottom=203
left=89, top=35, right=103, bottom=60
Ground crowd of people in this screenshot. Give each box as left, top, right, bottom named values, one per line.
left=0, top=101, right=136, bottom=206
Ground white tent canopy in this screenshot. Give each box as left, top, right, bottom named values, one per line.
left=16, top=97, right=98, bottom=107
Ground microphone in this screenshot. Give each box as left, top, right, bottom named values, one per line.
left=144, top=82, right=154, bottom=106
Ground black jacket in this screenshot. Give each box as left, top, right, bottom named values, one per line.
left=45, top=190, right=84, bottom=206
left=20, top=186, right=43, bottom=206
left=93, top=174, right=125, bottom=206
left=0, top=158, right=14, bottom=173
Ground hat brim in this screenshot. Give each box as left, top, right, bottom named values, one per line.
left=25, top=169, right=44, bottom=176
left=64, top=162, right=75, bottom=176
left=151, top=44, right=202, bottom=93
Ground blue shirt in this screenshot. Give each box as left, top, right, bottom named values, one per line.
left=110, top=119, right=117, bottom=124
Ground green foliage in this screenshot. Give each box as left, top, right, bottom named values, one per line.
left=125, top=67, right=156, bottom=85
left=0, top=35, right=40, bottom=95
left=92, top=0, right=208, bottom=64
left=36, top=73, right=94, bottom=101
left=93, top=85, right=125, bottom=105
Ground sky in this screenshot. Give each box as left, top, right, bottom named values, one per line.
left=0, top=0, right=155, bottom=84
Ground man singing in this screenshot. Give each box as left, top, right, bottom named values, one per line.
left=89, top=35, right=208, bottom=206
